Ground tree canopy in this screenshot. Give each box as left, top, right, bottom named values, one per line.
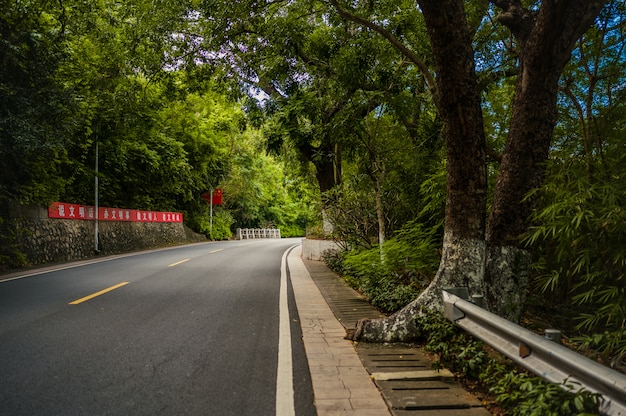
left=1, top=0, right=625, bottom=370
left=0, top=0, right=317, bottom=242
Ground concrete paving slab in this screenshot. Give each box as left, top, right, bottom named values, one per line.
left=289, top=247, right=392, bottom=416
left=380, top=383, right=483, bottom=409
left=298, top=253, right=492, bottom=416
left=372, top=370, right=456, bottom=381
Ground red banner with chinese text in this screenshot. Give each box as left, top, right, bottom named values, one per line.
left=48, top=202, right=183, bottom=223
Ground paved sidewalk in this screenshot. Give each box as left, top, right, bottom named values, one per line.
left=288, top=246, right=392, bottom=416
left=289, top=246, right=491, bottom=416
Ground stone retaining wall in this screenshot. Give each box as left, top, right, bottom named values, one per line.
left=1, top=204, right=206, bottom=268
left=301, top=238, right=343, bottom=261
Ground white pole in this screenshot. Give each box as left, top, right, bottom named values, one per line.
left=94, top=140, right=99, bottom=253
left=209, top=187, right=213, bottom=240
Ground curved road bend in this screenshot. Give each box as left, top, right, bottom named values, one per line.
left=0, top=238, right=315, bottom=416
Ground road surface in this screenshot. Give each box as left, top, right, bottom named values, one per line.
left=0, top=239, right=315, bottom=415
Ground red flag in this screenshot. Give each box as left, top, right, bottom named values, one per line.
left=202, top=189, right=223, bottom=205
left=212, top=188, right=223, bottom=205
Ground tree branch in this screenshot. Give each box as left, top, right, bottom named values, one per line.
left=486, top=146, right=503, bottom=163
left=490, top=0, right=536, bottom=40
left=327, top=0, right=437, bottom=96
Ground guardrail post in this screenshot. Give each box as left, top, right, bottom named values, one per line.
left=545, top=329, right=561, bottom=344
left=471, top=294, right=484, bottom=307
left=443, top=288, right=467, bottom=321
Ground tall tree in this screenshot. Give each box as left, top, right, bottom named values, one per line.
left=0, top=0, right=76, bottom=207
left=522, top=3, right=626, bottom=364
left=190, top=0, right=424, bottom=209
left=331, top=0, right=610, bottom=342
left=484, top=0, right=608, bottom=317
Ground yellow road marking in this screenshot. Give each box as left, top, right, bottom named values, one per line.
left=168, top=258, right=190, bottom=267
left=209, top=249, right=223, bottom=253
left=69, top=282, right=129, bottom=305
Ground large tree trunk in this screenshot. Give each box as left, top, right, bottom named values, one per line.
left=310, top=142, right=342, bottom=195
left=353, top=0, right=487, bottom=342
left=484, top=0, right=608, bottom=318
left=300, top=141, right=342, bottom=234
left=487, top=0, right=608, bottom=246
left=354, top=231, right=485, bottom=342
left=350, top=0, right=608, bottom=342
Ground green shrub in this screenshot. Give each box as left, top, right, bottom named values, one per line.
left=211, top=210, right=234, bottom=240
left=329, top=220, right=440, bottom=314
left=186, top=209, right=234, bottom=240
left=416, top=309, right=602, bottom=415
left=572, top=329, right=626, bottom=370
left=0, top=217, right=28, bottom=270
left=321, top=248, right=347, bottom=275
left=487, top=365, right=601, bottom=416
left=339, top=248, right=420, bottom=313
left=277, top=223, right=305, bottom=238
left=306, top=223, right=332, bottom=240
left=380, top=219, right=441, bottom=279
left=525, top=169, right=626, bottom=368
left=417, top=309, right=487, bottom=379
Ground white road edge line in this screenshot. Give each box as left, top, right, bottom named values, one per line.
left=276, top=246, right=296, bottom=416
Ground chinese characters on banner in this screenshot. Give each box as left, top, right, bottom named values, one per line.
left=48, top=202, right=183, bottom=223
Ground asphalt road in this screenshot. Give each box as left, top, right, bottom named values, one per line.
left=0, top=239, right=315, bottom=416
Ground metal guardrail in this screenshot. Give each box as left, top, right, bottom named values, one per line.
left=236, top=228, right=281, bottom=239
left=442, top=290, right=626, bottom=416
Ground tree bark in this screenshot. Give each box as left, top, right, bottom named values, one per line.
left=484, top=0, right=608, bottom=317
left=352, top=0, right=488, bottom=342
left=373, top=170, right=386, bottom=250
left=349, top=0, right=609, bottom=341
left=488, top=0, right=603, bottom=245
left=354, top=230, right=486, bottom=342
left=421, top=1, right=487, bottom=242
left=312, top=143, right=341, bottom=235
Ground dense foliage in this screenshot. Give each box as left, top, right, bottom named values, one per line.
left=2, top=0, right=625, bottom=405
left=412, top=310, right=602, bottom=415
left=414, top=309, right=603, bottom=415
left=0, top=0, right=317, bottom=253
left=323, top=219, right=441, bottom=313
left=316, top=0, right=625, bottom=375
left=521, top=2, right=626, bottom=370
